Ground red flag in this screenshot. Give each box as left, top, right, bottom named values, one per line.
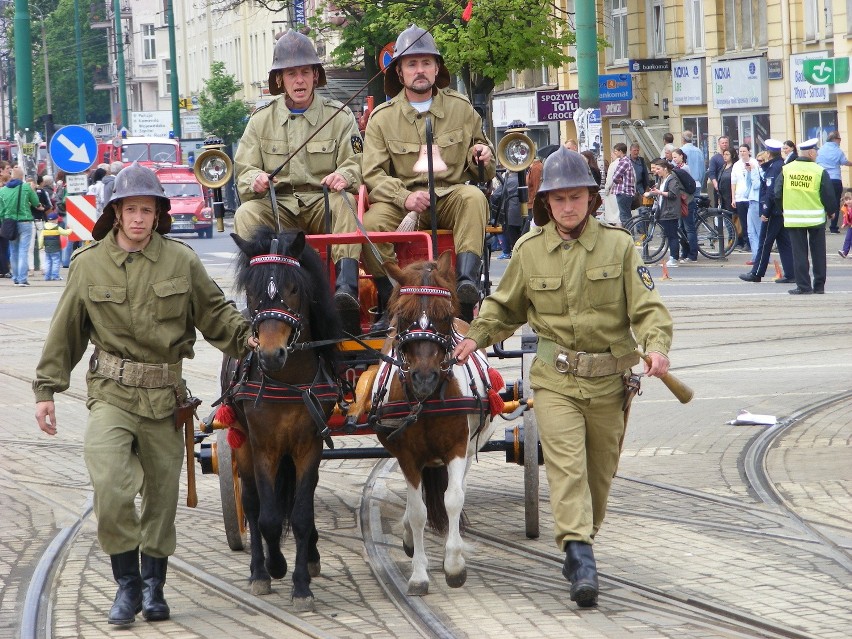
left=462, top=0, right=474, bottom=22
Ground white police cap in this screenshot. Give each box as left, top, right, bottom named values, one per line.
left=764, top=139, right=783, bottom=152
left=799, top=138, right=819, bottom=151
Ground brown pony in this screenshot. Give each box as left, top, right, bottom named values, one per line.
left=224, top=228, right=342, bottom=610
left=369, top=252, right=500, bottom=595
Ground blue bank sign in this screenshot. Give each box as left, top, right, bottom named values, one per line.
left=599, top=74, right=632, bottom=101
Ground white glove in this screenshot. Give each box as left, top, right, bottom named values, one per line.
left=396, top=211, right=419, bottom=232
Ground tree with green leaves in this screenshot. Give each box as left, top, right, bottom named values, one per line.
left=198, top=61, right=250, bottom=144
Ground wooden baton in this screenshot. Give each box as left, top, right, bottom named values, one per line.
left=640, top=353, right=694, bottom=404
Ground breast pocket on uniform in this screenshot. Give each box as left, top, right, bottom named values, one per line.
left=152, top=277, right=189, bottom=322
left=260, top=138, right=289, bottom=174
left=434, top=128, right=465, bottom=168
left=528, top=276, right=565, bottom=315
left=387, top=140, right=420, bottom=178
left=585, top=263, right=622, bottom=308
left=87, top=285, right=130, bottom=329
left=306, top=138, right=338, bottom=175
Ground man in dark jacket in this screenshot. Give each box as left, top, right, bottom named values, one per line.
left=491, top=170, right=522, bottom=253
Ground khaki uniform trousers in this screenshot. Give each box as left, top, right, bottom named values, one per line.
left=362, top=185, right=487, bottom=276
left=533, top=385, right=626, bottom=550
left=83, top=400, right=184, bottom=557
left=233, top=192, right=360, bottom=263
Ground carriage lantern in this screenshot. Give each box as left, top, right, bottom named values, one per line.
left=193, top=136, right=234, bottom=232
left=496, top=121, right=537, bottom=219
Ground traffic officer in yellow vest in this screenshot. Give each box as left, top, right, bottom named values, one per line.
left=234, top=29, right=364, bottom=332
left=774, top=137, right=837, bottom=294
left=453, top=147, right=674, bottom=608
left=362, top=24, right=496, bottom=324
left=33, top=163, right=258, bottom=626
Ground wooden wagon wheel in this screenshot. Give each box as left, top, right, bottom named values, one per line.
left=521, top=327, right=540, bottom=539
left=216, top=429, right=247, bottom=551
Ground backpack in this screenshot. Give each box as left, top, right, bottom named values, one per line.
left=672, top=166, right=697, bottom=195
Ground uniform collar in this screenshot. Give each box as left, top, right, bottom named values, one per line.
left=398, top=88, right=446, bottom=124
left=277, top=94, right=322, bottom=127
left=542, top=216, right=599, bottom=253
left=104, top=228, right=163, bottom=267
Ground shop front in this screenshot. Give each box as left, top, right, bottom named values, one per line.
left=711, top=57, right=770, bottom=151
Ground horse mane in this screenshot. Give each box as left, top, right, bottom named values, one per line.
left=388, top=259, right=458, bottom=325
left=233, top=227, right=341, bottom=366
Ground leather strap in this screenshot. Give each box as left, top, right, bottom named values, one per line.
left=536, top=337, right=638, bottom=378
left=89, top=348, right=180, bottom=388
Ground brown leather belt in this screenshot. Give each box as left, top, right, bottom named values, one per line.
left=536, top=338, right=639, bottom=378
left=274, top=183, right=325, bottom=194
left=89, top=348, right=180, bottom=389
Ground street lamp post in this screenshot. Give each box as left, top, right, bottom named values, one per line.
left=32, top=6, right=54, bottom=175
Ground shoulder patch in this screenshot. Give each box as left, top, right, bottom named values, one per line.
left=163, top=235, right=195, bottom=252
left=600, top=222, right=632, bottom=235
left=442, top=88, right=472, bottom=105
left=249, top=100, right=274, bottom=118
left=371, top=99, right=395, bottom=116
left=351, top=134, right=363, bottom=154
left=637, top=265, right=655, bottom=290
left=513, top=226, right=543, bottom=251
left=71, top=241, right=100, bottom=261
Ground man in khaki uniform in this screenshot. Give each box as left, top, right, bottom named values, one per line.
left=234, top=29, right=363, bottom=332
left=33, top=163, right=257, bottom=626
left=454, top=147, right=674, bottom=608
left=362, top=24, right=495, bottom=323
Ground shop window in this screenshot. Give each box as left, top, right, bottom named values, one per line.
left=682, top=116, right=709, bottom=164
left=802, top=110, right=838, bottom=143
left=721, top=113, right=771, bottom=152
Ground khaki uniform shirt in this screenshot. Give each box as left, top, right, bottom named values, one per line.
left=362, top=88, right=496, bottom=209
left=33, top=232, right=252, bottom=419
left=235, top=94, right=363, bottom=210
left=466, top=219, right=673, bottom=399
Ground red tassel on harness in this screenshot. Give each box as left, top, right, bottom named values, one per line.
left=462, top=0, right=474, bottom=22
left=215, top=403, right=236, bottom=426
left=486, top=366, right=505, bottom=417
left=226, top=427, right=246, bottom=449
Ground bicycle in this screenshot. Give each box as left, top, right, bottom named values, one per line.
left=624, top=195, right=736, bottom=264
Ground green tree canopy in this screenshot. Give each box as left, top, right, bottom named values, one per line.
left=198, top=61, right=250, bottom=144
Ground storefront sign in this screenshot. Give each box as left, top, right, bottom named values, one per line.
left=493, top=94, right=540, bottom=128
left=598, top=74, right=632, bottom=101
left=535, top=90, right=581, bottom=122
left=767, top=59, right=783, bottom=80
left=711, top=58, right=769, bottom=109
left=600, top=100, right=630, bottom=117
left=671, top=59, right=706, bottom=106
left=790, top=51, right=830, bottom=104
left=629, top=58, right=671, bottom=73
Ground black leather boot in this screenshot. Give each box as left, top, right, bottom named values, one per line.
left=369, top=276, right=394, bottom=333
left=562, top=541, right=599, bottom=608
left=108, top=549, right=143, bottom=625
left=140, top=553, right=170, bottom=621
left=455, top=252, right=482, bottom=306
left=334, top=258, right=361, bottom=335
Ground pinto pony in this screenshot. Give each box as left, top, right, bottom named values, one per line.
left=221, top=228, right=342, bottom=610
left=369, top=252, right=501, bottom=595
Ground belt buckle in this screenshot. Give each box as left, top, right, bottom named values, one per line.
left=555, top=351, right=586, bottom=375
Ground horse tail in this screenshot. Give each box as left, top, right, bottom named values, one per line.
left=422, top=466, right=450, bottom=534
left=276, top=455, right=297, bottom=537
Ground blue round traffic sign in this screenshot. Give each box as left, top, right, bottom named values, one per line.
left=49, top=125, right=99, bottom=174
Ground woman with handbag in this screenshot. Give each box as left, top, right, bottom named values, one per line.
left=647, top=158, right=684, bottom=268
left=0, top=167, right=42, bottom=286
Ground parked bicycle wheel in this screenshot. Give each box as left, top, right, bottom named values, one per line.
left=695, top=209, right=736, bottom=259
left=625, top=214, right=668, bottom=264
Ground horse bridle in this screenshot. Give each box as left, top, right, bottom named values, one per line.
left=394, top=285, right=455, bottom=386
left=248, top=252, right=304, bottom=350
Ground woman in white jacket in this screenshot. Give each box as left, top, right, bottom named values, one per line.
left=731, top=144, right=760, bottom=261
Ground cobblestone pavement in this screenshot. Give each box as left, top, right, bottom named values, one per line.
left=1, top=242, right=850, bottom=639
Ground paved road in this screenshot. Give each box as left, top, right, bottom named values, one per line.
left=1, top=230, right=850, bottom=638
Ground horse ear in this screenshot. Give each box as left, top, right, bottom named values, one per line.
left=384, top=260, right=404, bottom=283
left=437, top=251, right=454, bottom=277
left=289, top=231, right=306, bottom=258
left=231, top=232, right=250, bottom=254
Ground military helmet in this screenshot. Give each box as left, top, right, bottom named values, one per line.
left=384, top=25, right=451, bottom=96
left=533, top=147, right=601, bottom=226
left=268, top=29, right=327, bottom=95
left=92, top=162, right=172, bottom=240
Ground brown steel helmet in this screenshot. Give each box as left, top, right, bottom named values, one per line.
left=92, top=162, right=172, bottom=240
left=268, top=29, right=327, bottom=95
left=532, top=147, right=600, bottom=226
left=384, top=25, right=451, bottom=96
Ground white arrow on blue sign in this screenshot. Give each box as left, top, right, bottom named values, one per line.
left=49, top=125, right=99, bottom=174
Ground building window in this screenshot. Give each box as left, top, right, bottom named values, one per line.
left=685, top=0, right=705, bottom=52
left=142, top=24, right=156, bottom=61
left=651, top=0, right=666, bottom=56
left=163, top=59, right=171, bottom=95
left=724, top=0, right=767, bottom=50
left=607, top=0, right=628, bottom=64
left=806, top=0, right=834, bottom=40
left=847, top=0, right=852, bottom=34
left=803, top=109, right=838, bottom=143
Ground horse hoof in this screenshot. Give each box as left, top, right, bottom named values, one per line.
left=407, top=580, right=429, bottom=596
left=402, top=540, right=414, bottom=558
left=291, top=596, right=315, bottom=613
left=308, top=560, right=321, bottom=578
left=250, top=579, right=272, bottom=596
left=445, top=568, right=467, bottom=588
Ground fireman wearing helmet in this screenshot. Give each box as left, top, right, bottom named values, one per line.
left=234, top=29, right=364, bottom=333
left=33, top=162, right=257, bottom=626
left=454, top=147, right=673, bottom=608
left=361, top=24, right=496, bottom=325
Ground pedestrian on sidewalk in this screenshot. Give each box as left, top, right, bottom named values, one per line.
left=815, top=130, right=851, bottom=233
left=33, top=163, right=258, bottom=626
left=39, top=211, right=71, bottom=281
left=0, top=167, right=41, bottom=286
left=453, top=147, right=674, bottom=609
left=837, top=190, right=852, bottom=257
